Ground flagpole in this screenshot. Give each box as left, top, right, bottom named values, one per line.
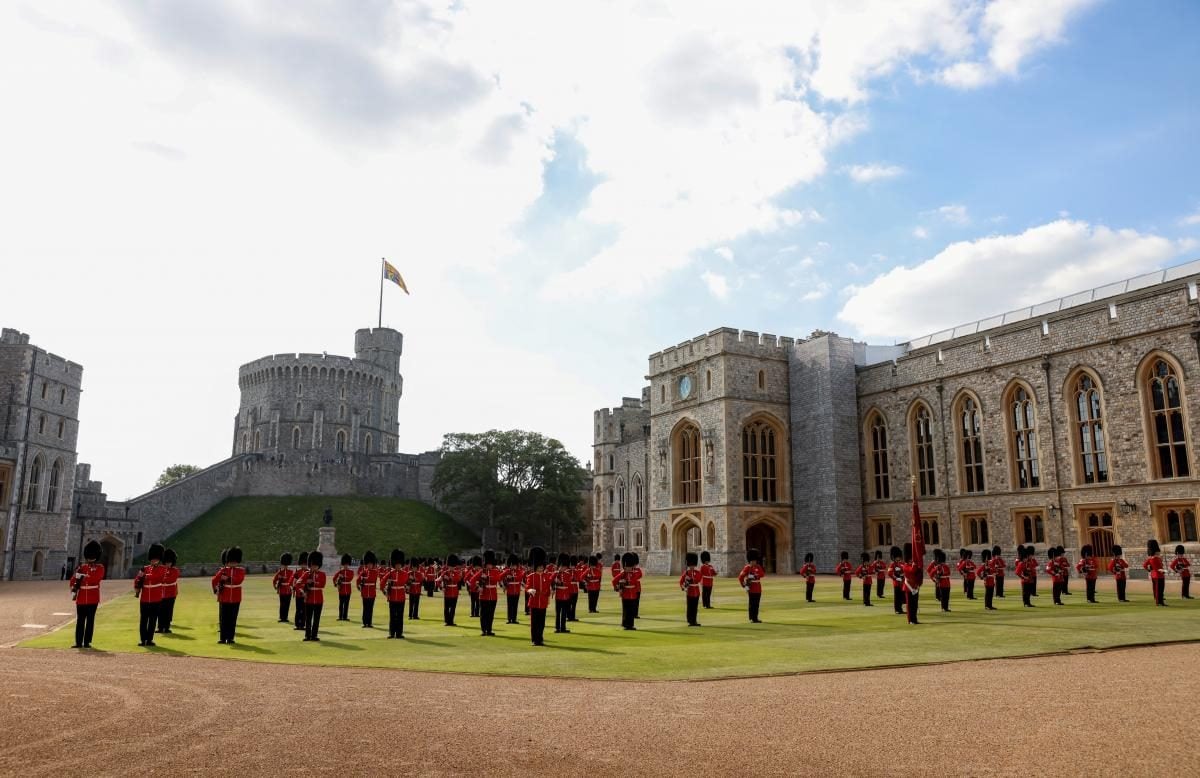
left=378, top=258, right=384, bottom=329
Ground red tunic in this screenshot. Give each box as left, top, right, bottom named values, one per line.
left=610, top=561, right=621, bottom=580
left=633, top=567, right=644, bottom=595
left=582, top=564, right=602, bottom=592
left=1143, top=556, right=1165, bottom=580
left=301, top=569, right=326, bottom=605
left=738, top=564, right=765, bottom=594
left=503, top=566, right=525, bottom=596
left=700, top=563, right=717, bottom=586
left=612, top=569, right=639, bottom=600
left=901, top=562, right=922, bottom=592
left=135, top=564, right=165, bottom=604
left=798, top=562, right=817, bottom=583
left=679, top=567, right=702, bottom=597
left=356, top=566, right=378, bottom=599
left=887, top=561, right=906, bottom=588
left=835, top=560, right=853, bottom=581
left=1017, top=557, right=1039, bottom=583
left=1170, top=557, right=1192, bottom=578
left=873, top=559, right=887, bottom=581
left=383, top=568, right=409, bottom=602
left=1045, top=558, right=1066, bottom=583
left=441, top=567, right=463, bottom=598
left=211, top=565, right=246, bottom=604
left=926, top=562, right=951, bottom=589
left=161, top=566, right=181, bottom=599
left=979, top=562, right=996, bottom=587
left=854, top=563, right=872, bottom=582
left=1108, top=557, right=1129, bottom=580
left=477, top=567, right=503, bottom=602
left=406, top=568, right=424, bottom=596
left=524, top=571, right=552, bottom=610
left=992, top=556, right=1007, bottom=577
left=273, top=567, right=294, bottom=596
left=71, top=562, right=105, bottom=606
left=333, top=568, right=354, bottom=596
left=1075, top=557, right=1099, bottom=581
left=956, top=559, right=977, bottom=581
left=552, top=569, right=573, bottom=602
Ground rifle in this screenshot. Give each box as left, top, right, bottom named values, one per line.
left=71, top=567, right=86, bottom=601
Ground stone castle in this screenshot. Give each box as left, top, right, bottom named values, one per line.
left=592, top=260, right=1200, bottom=576
left=0, top=327, right=438, bottom=580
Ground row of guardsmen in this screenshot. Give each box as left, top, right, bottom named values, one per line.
left=66, top=540, right=1191, bottom=649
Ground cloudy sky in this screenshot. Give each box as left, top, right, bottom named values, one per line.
left=2, top=1, right=1198, bottom=499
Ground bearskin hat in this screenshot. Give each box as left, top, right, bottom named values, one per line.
left=746, top=548, right=760, bottom=563
left=363, top=550, right=377, bottom=565
left=933, top=548, right=946, bottom=564
left=484, top=549, right=497, bottom=566
left=621, top=551, right=636, bottom=568
left=700, top=550, right=712, bottom=563
left=226, top=546, right=243, bottom=563
left=309, top=551, right=323, bottom=567
left=685, top=551, right=699, bottom=566
left=390, top=548, right=405, bottom=566
left=804, top=552, right=814, bottom=563
left=860, top=552, right=870, bottom=562
left=1015, top=544, right=1025, bottom=557
left=219, top=548, right=228, bottom=564
left=992, top=545, right=1003, bottom=557
left=890, top=545, right=902, bottom=560
left=340, top=553, right=351, bottom=566
left=147, top=543, right=165, bottom=561
left=83, top=540, right=102, bottom=561
left=1176, top=544, right=1186, bottom=555
left=163, top=548, right=177, bottom=565
left=903, top=542, right=913, bottom=562
left=472, top=555, right=483, bottom=567
left=297, top=550, right=309, bottom=564
left=840, top=551, right=849, bottom=560
left=449, top=554, right=462, bottom=566
left=958, top=548, right=968, bottom=560
left=1081, top=544, right=1093, bottom=558
left=980, top=549, right=991, bottom=562
left=1112, top=544, right=1123, bottom=556
left=529, top=546, right=547, bottom=569
left=966, top=549, right=974, bottom=559
left=557, top=552, right=570, bottom=567
left=507, top=553, right=519, bottom=566
left=874, top=549, right=883, bottom=560
left=631, top=552, right=640, bottom=566
left=280, top=552, right=293, bottom=566
left=613, top=553, right=621, bottom=562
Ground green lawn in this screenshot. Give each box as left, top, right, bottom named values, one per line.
left=151, top=496, right=479, bottom=563
left=24, top=576, right=1200, bottom=680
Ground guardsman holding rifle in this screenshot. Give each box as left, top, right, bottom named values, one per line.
left=835, top=551, right=853, bottom=600
left=887, top=546, right=906, bottom=614
left=302, top=550, right=327, bottom=640
left=293, top=550, right=309, bottom=631
left=700, top=550, right=717, bottom=608
left=212, top=545, right=246, bottom=644
left=854, top=552, right=874, bottom=607
left=384, top=548, right=409, bottom=638
left=273, top=552, right=294, bottom=623
left=134, top=543, right=166, bottom=647
left=333, top=554, right=354, bottom=621
left=680, top=552, right=702, bottom=626
left=476, top=550, right=503, bottom=636
left=441, top=554, right=463, bottom=626
left=1075, top=545, right=1100, bottom=603
left=1144, top=539, right=1167, bottom=606
left=356, top=550, right=378, bottom=628
left=613, top=552, right=639, bottom=630
left=1108, top=545, right=1130, bottom=602
left=524, top=547, right=552, bottom=646
left=503, top=553, right=524, bottom=624
left=70, top=540, right=105, bottom=649
left=873, top=550, right=887, bottom=600
left=158, top=548, right=181, bottom=634
left=552, top=552, right=573, bottom=633
left=799, top=552, right=817, bottom=603
left=1170, top=544, right=1192, bottom=599
left=738, top=548, right=766, bottom=623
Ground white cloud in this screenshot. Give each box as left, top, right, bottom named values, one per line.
left=1181, top=208, right=1200, bottom=227
left=912, top=226, right=929, bottom=239
left=800, top=281, right=832, bottom=302
left=701, top=270, right=730, bottom=300
left=837, top=219, right=1188, bottom=340
left=929, top=204, right=970, bottom=225
left=846, top=163, right=905, bottom=183
left=714, top=246, right=735, bottom=261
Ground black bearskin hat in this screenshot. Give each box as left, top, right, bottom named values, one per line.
left=163, top=548, right=178, bottom=565
left=890, top=546, right=902, bottom=560
left=685, top=551, right=699, bottom=566
left=507, top=553, right=519, bottom=566
left=700, top=550, right=711, bottom=563
left=958, top=548, right=968, bottom=560
left=621, top=551, right=636, bottom=568
left=631, top=552, right=640, bottom=566
left=484, top=550, right=497, bottom=566
left=966, top=549, right=974, bottom=559
left=1111, top=544, right=1123, bottom=556
left=297, top=550, right=309, bottom=564
left=1015, top=544, right=1025, bottom=557
left=1176, top=544, right=1186, bottom=555
left=859, top=552, right=869, bottom=562
left=226, top=546, right=243, bottom=563
left=613, top=553, right=620, bottom=562
left=449, top=554, right=461, bottom=566
left=148, top=543, right=165, bottom=561
left=903, top=542, right=913, bottom=563
left=529, top=546, right=547, bottom=569
left=840, top=551, right=849, bottom=560
left=83, top=540, right=102, bottom=561
left=804, top=552, right=814, bottom=563
left=341, top=553, right=352, bottom=566
left=280, top=552, right=293, bottom=566
left=309, top=551, right=323, bottom=567
left=992, top=545, right=1003, bottom=557
left=363, top=550, right=377, bottom=565
left=746, top=548, right=760, bottom=563
left=933, top=548, right=946, bottom=564
left=390, top=548, right=405, bottom=566
left=874, top=549, right=883, bottom=560
left=557, top=552, right=570, bottom=567
left=1081, top=544, right=1093, bottom=558
left=980, top=549, right=991, bottom=562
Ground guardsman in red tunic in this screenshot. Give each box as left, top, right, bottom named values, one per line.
left=854, top=552, right=874, bottom=606
left=383, top=548, right=409, bottom=638
left=551, top=552, right=573, bottom=633
left=1170, top=544, right=1192, bottom=599
left=632, top=553, right=644, bottom=619
left=71, top=540, right=105, bottom=649
left=569, top=555, right=586, bottom=621
left=273, top=552, right=295, bottom=623
left=467, top=556, right=482, bottom=618
left=873, top=550, right=887, bottom=600
left=1108, top=544, right=1130, bottom=602
left=134, top=543, right=166, bottom=647
left=901, top=542, right=921, bottom=625
left=699, top=550, right=717, bottom=608
left=583, top=555, right=603, bottom=614
left=333, top=554, right=354, bottom=621
left=928, top=548, right=952, bottom=612
left=1144, top=539, right=1167, bottom=606
left=738, top=548, right=766, bottom=623
left=979, top=549, right=997, bottom=610
left=957, top=549, right=977, bottom=600
left=1045, top=546, right=1066, bottom=606
left=1017, top=545, right=1038, bottom=607
left=835, top=551, right=853, bottom=601
left=799, top=552, right=817, bottom=603
left=503, top=553, right=524, bottom=624
left=991, top=545, right=1007, bottom=598
left=423, top=559, right=437, bottom=599
left=524, top=547, right=552, bottom=645
left=302, top=551, right=327, bottom=640
left=356, top=550, right=378, bottom=628
left=476, top=550, right=503, bottom=636
left=407, top=558, right=425, bottom=620
left=680, top=552, right=703, bottom=626
left=293, top=551, right=309, bottom=631
left=1075, top=544, right=1100, bottom=603
left=158, top=548, right=181, bottom=634
left=212, top=545, right=247, bottom=644
left=887, top=546, right=906, bottom=614
left=440, top=554, right=463, bottom=626
left=613, top=552, right=639, bottom=630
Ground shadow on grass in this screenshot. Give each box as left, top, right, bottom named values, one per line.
left=225, top=642, right=274, bottom=655
left=310, top=641, right=364, bottom=651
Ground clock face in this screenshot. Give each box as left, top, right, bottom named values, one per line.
left=678, top=375, right=693, bottom=399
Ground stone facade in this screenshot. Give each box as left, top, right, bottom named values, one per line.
left=594, top=261, right=1200, bottom=577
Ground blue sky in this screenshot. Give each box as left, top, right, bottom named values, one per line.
left=1, top=1, right=1197, bottom=498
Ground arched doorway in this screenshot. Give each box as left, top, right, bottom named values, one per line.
left=1081, top=510, right=1115, bottom=572
left=670, top=518, right=703, bottom=574
left=745, top=523, right=778, bottom=573
left=99, top=537, right=124, bottom=578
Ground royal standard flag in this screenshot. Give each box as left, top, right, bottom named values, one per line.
left=382, top=259, right=409, bottom=294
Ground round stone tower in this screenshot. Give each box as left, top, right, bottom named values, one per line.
left=232, top=328, right=403, bottom=460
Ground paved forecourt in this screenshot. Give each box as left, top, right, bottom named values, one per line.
left=20, top=574, right=1200, bottom=680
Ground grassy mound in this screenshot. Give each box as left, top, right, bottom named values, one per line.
left=154, top=496, right=478, bottom=563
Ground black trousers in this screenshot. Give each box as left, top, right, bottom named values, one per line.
left=938, top=587, right=950, bottom=611
left=1183, top=576, right=1192, bottom=598
left=748, top=592, right=761, bottom=622
left=507, top=594, right=520, bottom=623
left=702, top=585, right=713, bottom=608
left=480, top=599, right=497, bottom=634
left=158, top=597, right=176, bottom=631
left=1022, top=581, right=1034, bottom=607
left=568, top=593, right=579, bottom=620
left=278, top=593, right=292, bottom=622
left=686, top=595, right=699, bottom=625
left=984, top=585, right=994, bottom=609
left=842, top=579, right=852, bottom=600
left=469, top=592, right=480, bottom=617
left=905, top=590, right=919, bottom=624
left=1063, top=577, right=1071, bottom=595
left=444, top=596, right=459, bottom=625
left=1086, top=578, right=1097, bottom=602
left=305, top=602, right=323, bottom=639
left=389, top=601, right=405, bottom=637
left=1052, top=580, right=1064, bottom=605
left=893, top=586, right=904, bottom=613
left=424, top=580, right=435, bottom=598
left=965, top=579, right=976, bottom=599
left=806, top=580, right=815, bottom=602
left=633, top=593, right=641, bottom=619
left=294, top=598, right=306, bottom=629
left=530, top=608, right=547, bottom=645
left=620, top=597, right=636, bottom=629
left=1153, top=577, right=1166, bottom=605
left=1031, top=577, right=1039, bottom=596
left=218, top=602, right=239, bottom=642
left=1117, top=578, right=1127, bottom=601
left=587, top=589, right=599, bottom=613
left=408, top=593, right=421, bottom=620
left=876, top=578, right=885, bottom=599
left=996, top=575, right=1006, bottom=597
left=554, top=599, right=569, bottom=632
left=75, top=603, right=97, bottom=646
left=362, top=597, right=375, bottom=626
left=338, top=594, right=350, bottom=620
left=524, top=591, right=530, bottom=615
left=139, top=602, right=159, bottom=643
left=861, top=581, right=872, bottom=606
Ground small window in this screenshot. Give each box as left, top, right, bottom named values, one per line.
left=921, top=518, right=941, bottom=546
left=291, top=427, right=301, bottom=450
left=963, top=513, right=989, bottom=545
left=59, top=388, right=66, bottom=404
left=40, top=382, right=47, bottom=399
left=340, top=386, right=346, bottom=399
left=136, top=532, right=143, bottom=544
left=706, top=370, right=712, bottom=391
left=336, top=430, right=347, bottom=453
left=706, top=521, right=715, bottom=547
left=617, top=479, right=626, bottom=519
left=57, top=420, right=64, bottom=439
left=297, top=383, right=303, bottom=397
left=608, top=454, right=614, bottom=470
left=757, top=370, right=765, bottom=390
left=38, top=415, right=46, bottom=434
left=638, top=529, right=646, bottom=549
left=872, top=519, right=893, bottom=547
left=365, top=433, right=373, bottom=453
left=339, top=405, right=346, bottom=421
left=661, top=385, right=666, bottom=404
left=616, top=530, right=626, bottom=548
left=32, top=550, right=44, bottom=575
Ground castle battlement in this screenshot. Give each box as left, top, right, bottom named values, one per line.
left=0, top=329, right=84, bottom=384
left=649, top=327, right=798, bottom=374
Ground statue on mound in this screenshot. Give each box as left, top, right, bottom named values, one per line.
left=323, top=506, right=333, bottom=526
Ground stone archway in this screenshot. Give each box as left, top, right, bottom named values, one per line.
left=670, top=516, right=703, bottom=574
left=745, top=523, right=778, bottom=573
left=99, top=536, right=124, bottom=578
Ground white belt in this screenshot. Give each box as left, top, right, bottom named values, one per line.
left=79, top=585, right=99, bottom=590
left=223, top=584, right=242, bottom=588
left=144, top=583, right=162, bottom=587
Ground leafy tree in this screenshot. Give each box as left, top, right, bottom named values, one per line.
left=154, top=464, right=201, bottom=490
left=432, top=430, right=586, bottom=549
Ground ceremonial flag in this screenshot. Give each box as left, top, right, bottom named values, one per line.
left=910, top=476, right=925, bottom=584
left=382, top=259, right=409, bottom=294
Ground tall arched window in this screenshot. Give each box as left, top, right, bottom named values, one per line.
left=921, top=518, right=941, bottom=546
left=632, top=474, right=643, bottom=517
left=607, top=487, right=614, bottom=515
left=911, top=403, right=937, bottom=497
left=47, top=459, right=62, bottom=512
left=1008, top=384, right=1041, bottom=489
left=32, top=551, right=44, bottom=576
left=26, top=455, right=42, bottom=509
left=617, top=477, right=627, bottom=519
left=1072, top=371, right=1109, bottom=484
left=253, top=430, right=262, bottom=451
left=292, top=427, right=301, bottom=450
left=594, top=486, right=602, bottom=518
left=335, top=430, right=347, bottom=453
left=674, top=422, right=701, bottom=504
left=706, top=521, right=715, bottom=547
left=867, top=412, right=890, bottom=500
left=956, top=394, right=985, bottom=493
left=1165, top=509, right=1198, bottom=543
left=742, top=418, right=779, bottom=502
left=241, top=433, right=249, bottom=453
left=658, top=524, right=668, bottom=549
left=1143, top=356, right=1191, bottom=479
left=364, top=433, right=373, bottom=453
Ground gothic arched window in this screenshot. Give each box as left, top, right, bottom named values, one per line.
left=26, top=455, right=42, bottom=510
left=742, top=418, right=780, bottom=502
left=1071, top=371, right=1109, bottom=484
left=867, top=411, right=890, bottom=500
left=1008, top=384, right=1041, bottom=489
left=1143, top=356, right=1191, bottom=479
left=673, top=422, right=701, bottom=505
left=911, top=403, right=937, bottom=497
left=47, top=459, right=62, bottom=512
left=956, top=394, right=985, bottom=493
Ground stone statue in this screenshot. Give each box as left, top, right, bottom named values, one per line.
left=323, top=506, right=333, bottom=526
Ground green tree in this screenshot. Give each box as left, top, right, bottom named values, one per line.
left=432, top=430, right=586, bottom=548
left=154, top=464, right=201, bottom=490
